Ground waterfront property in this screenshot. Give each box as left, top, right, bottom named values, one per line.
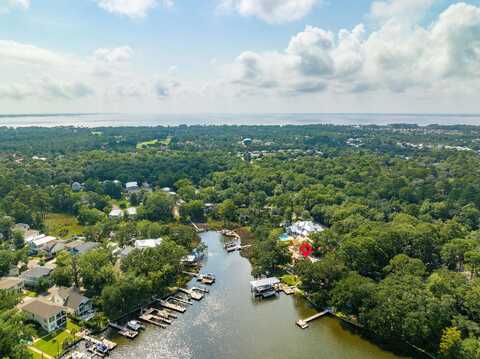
left=22, top=299, right=67, bottom=332
left=66, top=240, right=100, bottom=256
left=109, top=208, right=124, bottom=220
left=50, top=286, right=95, bottom=320
left=125, top=181, right=139, bottom=194
left=250, top=277, right=280, bottom=298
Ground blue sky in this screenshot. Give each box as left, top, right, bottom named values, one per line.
left=1, top=0, right=480, bottom=114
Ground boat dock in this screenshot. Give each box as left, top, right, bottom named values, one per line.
left=192, top=286, right=209, bottom=294
left=83, top=335, right=117, bottom=351
left=182, top=271, right=199, bottom=278
left=170, top=295, right=193, bottom=305
left=177, top=287, right=204, bottom=300
left=296, top=309, right=332, bottom=329
left=139, top=312, right=168, bottom=328
left=108, top=322, right=138, bottom=339
left=158, top=299, right=187, bottom=313
left=220, top=229, right=240, bottom=239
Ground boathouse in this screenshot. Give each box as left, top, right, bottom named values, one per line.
left=250, top=277, right=280, bottom=298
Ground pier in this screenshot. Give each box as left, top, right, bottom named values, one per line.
left=158, top=299, right=187, bottom=313
left=192, top=286, right=209, bottom=294
left=83, top=335, right=117, bottom=351
left=108, top=322, right=138, bottom=339
left=177, top=287, right=204, bottom=300
left=170, top=295, right=193, bottom=305
left=296, top=309, right=332, bottom=329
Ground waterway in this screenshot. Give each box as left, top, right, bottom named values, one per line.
left=110, top=231, right=409, bottom=359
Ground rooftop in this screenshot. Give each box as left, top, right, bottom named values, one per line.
left=0, top=277, right=23, bottom=290
left=250, top=277, right=280, bottom=289
left=134, top=238, right=163, bottom=249
left=22, top=299, right=64, bottom=319
left=125, top=181, right=139, bottom=189
left=21, top=266, right=53, bottom=279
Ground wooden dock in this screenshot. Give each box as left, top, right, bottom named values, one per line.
left=139, top=313, right=168, bottom=328
left=177, top=287, right=204, bottom=300
left=182, top=271, right=199, bottom=278
left=83, top=335, right=117, bottom=351
left=296, top=309, right=332, bottom=329
left=192, top=286, right=209, bottom=294
left=170, top=295, right=193, bottom=305
left=108, top=322, right=138, bottom=339
left=158, top=299, right=187, bottom=313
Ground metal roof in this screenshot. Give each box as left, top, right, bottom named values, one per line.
left=250, top=277, right=280, bottom=289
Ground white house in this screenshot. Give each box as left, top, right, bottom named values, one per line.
left=109, top=209, right=124, bottom=220
left=287, top=221, right=324, bottom=237
left=22, top=300, right=67, bottom=333
left=125, top=181, right=139, bottom=194
left=134, top=238, right=163, bottom=250
left=125, top=207, right=137, bottom=218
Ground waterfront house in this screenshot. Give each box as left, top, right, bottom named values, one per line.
left=22, top=299, right=67, bottom=333
left=50, top=287, right=95, bottom=320
left=134, top=238, right=163, bottom=249
left=42, top=241, right=65, bottom=259
left=250, top=277, right=280, bottom=298
left=21, top=266, right=53, bottom=288
left=0, top=277, right=24, bottom=292
left=125, top=181, right=139, bottom=194
left=109, top=208, right=124, bottom=220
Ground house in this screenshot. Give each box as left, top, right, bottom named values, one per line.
left=12, top=223, right=30, bottom=232
left=67, top=241, right=100, bottom=256
left=21, top=266, right=53, bottom=288
left=287, top=221, right=324, bottom=237
left=125, top=207, right=137, bottom=218
left=0, top=277, right=24, bottom=292
left=125, top=181, right=139, bottom=194
left=109, top=209, right=124, bottom=220
left=50, top=287, right=95, bottom=320
left=134, top=238, right=163, bottom=249
left=22, top=299, right=67, bottom=332
left=250, top=277, right=280, bottom=298
left=42, top=241, right=65, bottom=259
left=30, top=235, right=57, bottom=254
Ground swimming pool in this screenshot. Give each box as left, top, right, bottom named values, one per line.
left=278, top=233, right=291, bottom=241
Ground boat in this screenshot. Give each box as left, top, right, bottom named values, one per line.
left=95, top=343, right=109, bottom=355
left=197, top=273, right=216, bottom=285
left=127, top=320, right=144, bottom=331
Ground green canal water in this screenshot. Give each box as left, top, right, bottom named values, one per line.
left=110, top=231, right=410, bottom=359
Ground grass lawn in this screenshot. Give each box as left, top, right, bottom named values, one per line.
left=44, top=213, right=85, bottom=239
left=23, top=289, right=38, bottom=297
left=28, top=349, right=44, bottom=359
left=281, top=274, right=301, bottom=287
left=32, top=320, right=80, bottom=357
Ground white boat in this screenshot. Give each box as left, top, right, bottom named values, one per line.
left=127, top=320, right=144, bottom=331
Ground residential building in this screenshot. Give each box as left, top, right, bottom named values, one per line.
left=50, top=287, right=95, bottom=320
left=22, top=300, right=67, bottom=333
left=125, top=181, right=139, bottom=193
left=109, top=209, right=123, bottom=220
left=67, top=241, right=100, bottom=256
left=30, top=235, right=57, bottom=254
left=0, top=277, right=24, bottom=292
left=287, top=221, right=324, bottom=237
left=125, top=207, right=137, bottom=218
left=21, top=266, right=53, bottom=288
left=134, top=238, right=163, bottom=249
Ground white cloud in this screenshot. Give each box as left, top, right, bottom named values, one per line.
left=93, top=46, right=133, bottom=62
left=228, top=2, right=480, bottom=97
left=94, top=0, right=173, bottom=18
left=220, top=0, right=319, bottom=23
left=370, top=0, right=438, bottom=24
left=1, top=0, right=30, bottom=13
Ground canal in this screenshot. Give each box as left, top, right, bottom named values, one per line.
left=110, top=231, right=409, bottom=359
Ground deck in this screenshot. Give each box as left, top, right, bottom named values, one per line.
left=296, top=309, right=332, bottom=329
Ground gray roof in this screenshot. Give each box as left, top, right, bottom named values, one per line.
left=57, top=287, right=89, bottom=310
left=21, top=266, right=53, bottom=279
left=73, top=242, right=100, bottom=254
left=22, top=300, right=64, bottom=319
left=119, top=246, right=134, bottom=257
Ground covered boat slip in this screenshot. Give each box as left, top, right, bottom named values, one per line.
left=250, top=277, right=280, bottom=298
